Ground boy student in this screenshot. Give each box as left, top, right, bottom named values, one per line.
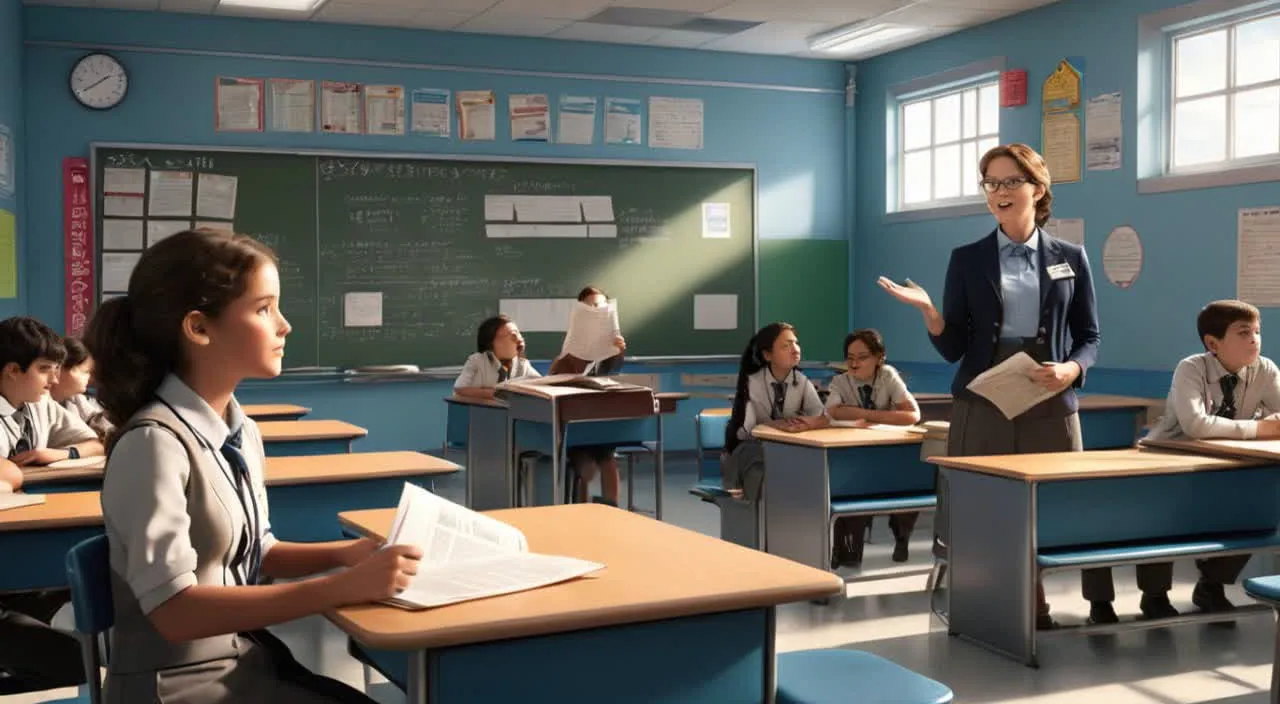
left=1102, top=300, right=1280, bottom=620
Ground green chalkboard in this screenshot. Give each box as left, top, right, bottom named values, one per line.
left=93, top=145, right=759, bottom=368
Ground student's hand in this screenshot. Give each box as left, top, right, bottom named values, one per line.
left=336, top=537, right=382, bottom=568
left=332, top=543, right=422, bottom=605
left=877, top=276, right=933, bottom=311
left=799, top=415, right=829, bottom=430
left=1029, top=361, right=1080, bottom=392
left=11, top=448, right=70, bottom=467
left=614, top=335, right=626, bottom=351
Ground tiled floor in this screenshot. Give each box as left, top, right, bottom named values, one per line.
left=6, top=455, right=1277, bottom=703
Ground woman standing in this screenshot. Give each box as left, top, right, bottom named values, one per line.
left=879, top=144, right=1101, bottom=628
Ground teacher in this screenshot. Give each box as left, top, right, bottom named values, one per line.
left=879, top=143, right=1101, bottom=629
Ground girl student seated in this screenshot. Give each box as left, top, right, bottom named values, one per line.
left=721, top=322, right=828, bottom=503
left=86, top=229, right=420, bottom=704
left=51, top=336, right=113, bottom=441
left=824, top=328, right=922, bottom=568
left=454, top=314, right=540, bottom=399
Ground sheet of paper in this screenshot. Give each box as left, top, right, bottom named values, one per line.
left=364, top=84, right=405, bottom=136
left=702, top=202, right=731, bottom=239
left=1239, top=207, right=1280, bottom=306
left=391, top=552, right=605, bottom=610
left=103, top=195, right=144, bottom=218
left=269, top=79, right=315, bottom=133
left=216, top=77, right=263, bottom=132
left=484, top=195, right=515, bottom=222
left=535, top=225, right=588, bottom=238
left=605, top=97, right=642, bottom=145
left=588, top=224, right=617, bottom=238
left=693, top=293, right=737, bottom=330
left=45, top=456, right=106, bottom=469
left=514, top=196, right=582, bottom=223
left=1042, top=111, right=1081, bottom=184
left=148, top=171, right=194, bottom=217
left=103, top=167, right=146, bottom=196
left=1085, top=92, right=1122, bottom=171
left=509, top=93, right=550, bottom=142
left=829, top=420, right=926, bottom=434
left=321, top=81, right=362, bottom=134
left=0, top=210, right=14, bottom=299
left=457, top=90, right=496, bottom=141
left=102, top=218, right=144, bottom=250
left=196, top=173, right=238, bottom=220
left=965, top=352, right=1057, bottom=420
left=343, top=291, right=384, bottom=327
left=1103, top=225, right=1143, bottom=289
left=485, top=224, right=535, bottom=239
left=0, top=125, right=12, bottom=198
left=499, top=298, right=577, bottom=332
left=147, top=220, right=191, bottom=247
left=102, top=252, right=142, bottom=292
left=580, top=196, right=614, bottom=223
left=648, top=96, right=704, bottom=150
left=1043, top=217, right=1084, bottom=246
left=558, top=95, right=597, bottom=145
left=561, top=300, right=621, bottom=362
left=411, top=88, right=451, bottom=137
left=0, top=493, right=45, bottom=511
left=387, top=483, right=526, bottom=561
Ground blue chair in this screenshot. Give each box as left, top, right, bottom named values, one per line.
left=1244, top=575, right=1280, bottom=703
left=776, top=649, right=953, bottom=704
left=62, top=535, right=113, bottom=704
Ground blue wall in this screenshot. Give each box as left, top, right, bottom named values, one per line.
left=22, top=7, right=850, bottom=451
left=0, top=0, right=22, bottom=318
left=852, top=0, right=1276, bottom=398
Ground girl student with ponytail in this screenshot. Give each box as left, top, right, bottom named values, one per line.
left=86, top=229, right=421, bottom=704
left=721, top=323, right=828, bottom=504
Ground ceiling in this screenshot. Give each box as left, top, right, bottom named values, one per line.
left=22, top=0, right=1060, bottom=60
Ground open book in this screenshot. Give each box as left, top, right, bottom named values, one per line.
left=380, top=483, right=604, bottom=610
left=499, top=373, right=635, bottom=392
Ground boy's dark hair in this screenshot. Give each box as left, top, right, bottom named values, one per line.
left=0, top=316, right=67, bottom=371
left=476, top=315, right=513, bottom=353
left=1197, top=300, right=1260, bottom=347
left=725, top=322, right=795, bottom=454
left=62, top=336, right=91, bottom=369
left=577, top=286, right=605, bottom=302
left=844, top=328, right=886, bottom=362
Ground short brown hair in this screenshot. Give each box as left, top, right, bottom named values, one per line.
left=1197, top=299, right=1260, bottom=347
left=844, top=328, right=886, bottom=361
left=980, top=143, right=1054, bottom=227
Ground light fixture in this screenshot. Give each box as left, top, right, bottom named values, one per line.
left=809, top=23, right=922, bottom=54
left=218, top=0, right=324, bottom=12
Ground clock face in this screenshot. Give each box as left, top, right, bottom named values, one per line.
left=70, top=53, right=128, bottom=110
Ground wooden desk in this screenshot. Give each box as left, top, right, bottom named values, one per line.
left=258, top=419, right=368, bottom=456
left=0, top=491, right=103, bottom=591
left=332, top=504, right=841, bottom=703
left=751, top=425, right=930, bottom=573
left=21, top=456, right=107, bottom=493
left=908, top=393, right=1158, bottom=449
left=443, top=395, right=512, bottom=511
left=243, top=403, right=311, bottom=421
left=930, top=448, right=1276, bottom=666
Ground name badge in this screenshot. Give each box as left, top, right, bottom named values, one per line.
left=1046, top=262, right=1075, bottom=280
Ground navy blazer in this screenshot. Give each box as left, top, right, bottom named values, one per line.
left=929, top=229, right=1100, bottom=412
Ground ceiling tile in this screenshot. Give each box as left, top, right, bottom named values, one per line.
left=313, top=0, right=419, bottom=25
left=406, top=7, right=476, bottom=28
left=457, top=10, right=573, bottom=35
left=926, top=0, right=1055, bottom=9
left=606, top=0, right=732, bottom=11
left=551, top=21, right=663, bottom=43
left=158, top=0, right=215, bottom=12
left=708, top=0, right=896, bottom=24
left=488, top=0, right=609, bottom=20
left=645, top=29, right=724, bottom=48
left=95, top=0, right=160, bottom=9
left=700, top=20, right=832, bottom=55
left=418, top=0, right=498, bottom=9
left=882, top=3, right=1003, bottom=27
left=215, top=4, right=318, bottom=19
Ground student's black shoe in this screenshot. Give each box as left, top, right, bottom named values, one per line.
left=1087, top=601, right=1119, bottom=625
left=1192, top=581, right=1236, bottom=612
left=892, top=537, right=909, bottom=563
left=1139, top=594, right=1180, bottom=620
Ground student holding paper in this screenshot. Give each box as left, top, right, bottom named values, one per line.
left=455, top=314, right=540, bottom=400
left=878, top=144, right=1101, bottom=628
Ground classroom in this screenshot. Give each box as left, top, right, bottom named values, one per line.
left=3, top=0, right=1280, bottom=701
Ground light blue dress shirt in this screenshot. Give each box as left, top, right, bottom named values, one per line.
left=998, top=227, right=1041, bottom=338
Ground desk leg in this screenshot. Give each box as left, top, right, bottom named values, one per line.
left=655, top=416, right=665, bottom=521
left=506, top=418, right=519, bottom=508
left=407, top=650, right=428, bottom=704
left=467, top=406, right=513, bottom=511
left=948, top=469, right=1038, bottom=667
left=762, top=442, right=829, bottom=571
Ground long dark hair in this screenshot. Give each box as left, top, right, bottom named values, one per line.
left=85, top=229, right=276, bottom=449
left=725, top=322, right=795, bottom=453
left=476, top=315, right=512, bottom=353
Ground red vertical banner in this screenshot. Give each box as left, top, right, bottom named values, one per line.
left=1000, top=69, right=1028, bottom=107
left=63, top=157, right=94, bottom=338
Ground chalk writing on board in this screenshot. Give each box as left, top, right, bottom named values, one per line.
left=319, top=159, right=506, bottom=182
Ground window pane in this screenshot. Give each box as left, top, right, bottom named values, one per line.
left=902, top=150, right=932, bottom=205
left=1236, top=14, right=1280, bottom=87
left=902, top=100, right=932, bottom=150
left=979, top=83, right=999, bottom=135
left=1175, top=29, right=1227, bottom=97
left=934, top=92, right=962, bottom=144
left=1173, top=95, right=1227, bottom=167
left=962, top=140, right=979, bottom=196
left=962, top=89, right=978, bottom=139
left=977, top=136, right=999, bottom=161
left=1234, top=86, right=1280, bottom=159
left=934, top=144, right=962, bottom=200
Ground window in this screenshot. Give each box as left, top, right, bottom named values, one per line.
left=897, top=81, right=1000, bottom=211
left=1170, top=11, right=1280, bottom=172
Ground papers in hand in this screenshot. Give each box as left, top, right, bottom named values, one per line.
left=965, top=352, right=1057, bottom=420
left=381, top=483, right=604, bottom=610
left=561, top=299, right=621, bottom=363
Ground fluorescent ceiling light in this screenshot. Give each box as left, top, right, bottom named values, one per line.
left=219, top=0, right=323, bottom=12
left=810, top=23, right=921, bottom=54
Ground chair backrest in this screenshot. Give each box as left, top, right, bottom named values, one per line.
left=65, top=534, right=114, bottom=635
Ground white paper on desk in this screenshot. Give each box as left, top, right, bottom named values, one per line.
left=383, top=483, right=603, bottom=609
left=829, top=420, right=926, bottom=434
left=0, top=493, right=44, bottom=510
left=965, top=352, right=1057, bottom=420
left=45, top=456, right=105, bottom=469
left=561, top=300, right=620, bottom=362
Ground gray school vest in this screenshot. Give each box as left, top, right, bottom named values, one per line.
left=107, top=402, right=246, bottom=675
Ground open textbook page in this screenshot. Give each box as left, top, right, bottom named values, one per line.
left=829, top=420, right=927, bottom=434
left=382, top=483, right=604, bottom=610
left=499, top=373, right=626, bottom=391
left=561, top=299, right=621, bottom=363
left=965, top=351, right=1057, bottom=420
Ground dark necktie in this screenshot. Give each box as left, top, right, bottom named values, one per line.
left=498, top=364, right=510, bottom=383
left=858, top=385, right=875, bottom=410
left=771, top=381, right=786, bottom=420
left=10, top=407, right=34, bottom=457
left=220, top=428, right=261, bottom=585
left=1218, top=374, right=1239, bottom=419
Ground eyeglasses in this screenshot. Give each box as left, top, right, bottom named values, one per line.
left=980, top=176, right=1030, bottom=193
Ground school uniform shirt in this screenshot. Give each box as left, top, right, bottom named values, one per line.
left=0, top=393, right=97, bottom=456
left=62, top=393, right=113, bottom=439
left=1146, top=352, right=1280, bottom=441
left=102, top=375, right=276, bottom=616
left=454, top=352, right=541, bottom=389
left=825, top=364, right=914, bottom=412
left=737, top=368, right=824, bottom=440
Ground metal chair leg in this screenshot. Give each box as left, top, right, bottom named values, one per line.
left=626, top=454, right=637, bottom=512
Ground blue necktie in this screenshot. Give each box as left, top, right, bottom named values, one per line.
left=1006, top=244, right=1035, bottom=270
left=10, top=408, right=33, bottom=457
left=220, top=428, right=261, bottom=585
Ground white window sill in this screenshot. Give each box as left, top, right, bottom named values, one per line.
left=885, top=200, right=988, bottom=224
left=1138, top=161, right=1280, bottom=194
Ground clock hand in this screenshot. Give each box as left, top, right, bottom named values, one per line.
left=78, top=75, right=112, bottom=93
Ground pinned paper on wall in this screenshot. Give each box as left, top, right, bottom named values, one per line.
left=558, top=96, right=597, bottom=145
left=215, top=77, right=264, bottom=132
left=514, top=196, right=582, bottom=223
left=510, top=94, right=550, bottom=142
left=580, top=196, right=614, bottom=223
left=103, top=168, right=145, bottom=197
left=103, top=196, right=144, bottom=218
left=102, top=219, right=144, bottom=250
left=196, top=173, right=238, bottom=220
left=499, top=298, right=578, bottom=333
left=102, top=252, right=142, bottom=292
left=321, top=82, right=363, bottom=134
left=411, top=89, right=451, bottom=137
left=457, top=90, right=496, bottom=141
left=604, top=98, right=642, bottom=145
left=1043, top=218, right=1084, bottom=246
left=148, top=171, right=194, bottom=217
left=365, top=85, right=405, bottom=136
left=702, top=203, right=731, bottom=239
left=344, top=292, right=384, bottom=327
left=0, top=125, right=13, bottom=199
left=1085, top=92, right=1122, bottom=171
left=648, top=97, right=704, bottom=150
left=147, top=220, right=191, bottom=247
left=270, top=79, right=315, bottom=133
left=588, top=225, right=618, bottom=238
left=1102, top=225, right=1143, bottom=289
left=1238, top=206, right=1280, bottom=307
left=484, top=195, right=515, bottom=222
left=0, top=210, right=15, bottom=299
left=693, top=294, right=738, bottom=330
